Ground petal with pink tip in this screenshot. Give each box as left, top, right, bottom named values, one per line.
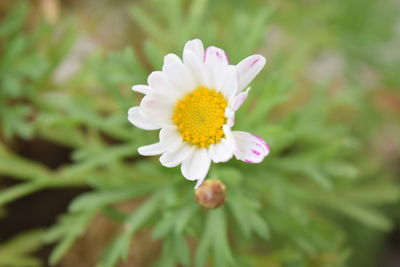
left=236, top=55, right=266, bottom=92
left=232, top=131, right=270, bottom=163
left=203, top=46, right=229, bottom=64
left=204, top=46, right=230, bottom=89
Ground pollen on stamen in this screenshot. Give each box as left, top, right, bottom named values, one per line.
left=172, top=86, right=228, bottom=148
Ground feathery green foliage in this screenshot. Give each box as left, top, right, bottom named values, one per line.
left=0, top=0, right=399, bottom=266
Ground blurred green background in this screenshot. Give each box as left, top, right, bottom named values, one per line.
left=0, top=0, right=400, bottom=266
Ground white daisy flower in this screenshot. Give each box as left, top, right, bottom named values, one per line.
left=128, top=39, right=270, bottom=188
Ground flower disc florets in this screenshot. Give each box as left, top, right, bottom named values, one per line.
left=172, top=86, right=227, bottom=148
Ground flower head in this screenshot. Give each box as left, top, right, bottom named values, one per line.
left=128, top=39, right=270, bottom=188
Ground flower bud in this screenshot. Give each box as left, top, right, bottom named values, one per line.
left=194, top=179, right=226, bottom=209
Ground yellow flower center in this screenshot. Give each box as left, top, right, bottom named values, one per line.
left=172, top=86, right=227, bottom=148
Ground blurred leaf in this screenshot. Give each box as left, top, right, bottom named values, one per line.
left=0, top=182, right=43, bottom=207
left=130, top=6, right=169, bottom=45
left=0, top=1, right=28, bottom=37
left=69, top=186, right=156, bottom=212
left=143, top=40, right=164, bottom=70
left=228, top=190, right=269, bottom=240
left=195, top=208, right=234, bottom=267
left=99, top=193, right=162, bottom=267
left=0, top=229, right=44, bottom=267
left=45, top=211, right=96, bottom=265
left=312, top=194, right=393, bottom=231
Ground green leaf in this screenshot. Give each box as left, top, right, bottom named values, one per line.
left=45, top=211, right=96, bottom=265
left=143, top=40, right=164, bottom=70
left=153, top=237, right=176, bottom=267
left=228, top=194, right=253, bottom=238
left=241, top=8, right=273, bottom=52
left=153, top=203, right=198, bottom=239
left=271, top=159, right=333, bottom=190
left=341, top=183, right=400, bottom=204
left=250, top=212, right=270, bottom=239
left=174, top=203, right=198, bottom=234
left=174, top=234, right=191, bottom=266
left=228, top=191, right=269, bottom=240
left=152, top=213, right=175, bottom=239
left=0, top=1, right=28, bottom=37
left=195, top=209, right=234, bottom=267
left=0, top=182, right=43, bottom=207
left=69, top=186, right=154, bottom=212
left=0, top=230, right=44, bottom=267
left=195, top=221, right=211, bottom=267
left=184, top=0, right=209, bottom=37
left=212, top=209, right=234, bottom=267
left=130, top=7, right=168, bottom=45
left=99, top=194, right=162, bottom=267
left=312, top=194, right=393, bottom=231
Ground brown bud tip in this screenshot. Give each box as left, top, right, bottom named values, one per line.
left=194, top=179, right=226, bottom=209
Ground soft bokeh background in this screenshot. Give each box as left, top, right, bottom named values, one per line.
left=1, top=0, right=400, bottom=266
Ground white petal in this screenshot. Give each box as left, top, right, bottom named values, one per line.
left=194, top=174, right=207, bottom=189
left=160, top=143, right=194, bottom=168
left=138, top=142, right=164, bottom=156
left=204, top=46, right=229, bottom=89
left=128, top=107, right=160, bottom=130
left=163, top=61, right=196, bottom=95
left=183, top=50, right=209, bottom=86
left=183, top=39, right=205, bottom=61
left=230, top=87, right=250, bottom=111
left=181, top=148, right=211, bottom=182
left=159, top=126, right=182, bottom=152
left=162, top=53, right=181, bottom=71
left=232, top=131, right=270, bottom=163
left=225, top=108, right=235, bottom=127
left=236, top=55, right=266, bottom=92
left=210, top=138, right=235, bottom=163
left=140, top=95, right=174, bottom=127
left=132, top=85, right=152, bottom=94
left=147, top=71, right=181, bottom=100
left=219, top=66, right=238, bottom=100
left=223, top=123, right=234, bottom=139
